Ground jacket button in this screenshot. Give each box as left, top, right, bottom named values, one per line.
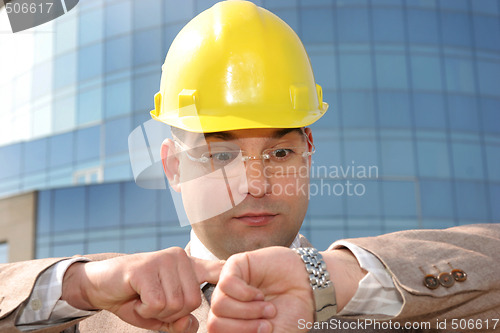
left=438, top=272, right=455, bottom=287
left=451, top=269, right=467, bottom=282
left=423, top=274, right=439, bottom=289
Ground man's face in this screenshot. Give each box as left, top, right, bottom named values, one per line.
left=164, top=128, right=313, bottom=259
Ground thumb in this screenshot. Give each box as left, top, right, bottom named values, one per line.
left=160, top=314, right=199, bottom=333
left=190, top=257, right=224, bottom=284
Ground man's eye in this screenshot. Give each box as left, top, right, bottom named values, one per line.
left=271, top=148, right=293, bottom=159
left=212, top=152, right=235, bottom=162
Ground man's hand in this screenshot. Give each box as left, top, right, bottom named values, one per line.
left=207, top=246, right=365, bottom=333
left=207, top=247, right=313, bottom=333
left=62, top=247, right=223, bottom=333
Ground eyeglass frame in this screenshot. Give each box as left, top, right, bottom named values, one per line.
left=172, top=129, right=316, bottom=167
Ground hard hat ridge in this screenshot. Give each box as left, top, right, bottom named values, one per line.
left=151, top=0, right=329, bottom=133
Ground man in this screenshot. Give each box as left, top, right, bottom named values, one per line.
left=1, top=1, right=499, bottom=333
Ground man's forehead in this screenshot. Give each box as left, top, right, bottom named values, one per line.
left=179, top=128, right=303, bottom=145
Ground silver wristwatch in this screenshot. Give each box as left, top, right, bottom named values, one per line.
left=293, top=247, right=337, bottom=322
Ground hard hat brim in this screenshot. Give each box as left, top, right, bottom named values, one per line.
left=150, top=102, right=329, bottom=133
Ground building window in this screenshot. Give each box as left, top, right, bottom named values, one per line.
left=73, top=167, right=103, bottom=185
left=0, top=242, right=8, bottom=263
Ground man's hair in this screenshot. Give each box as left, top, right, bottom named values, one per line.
left=171, top=126, right=304, bottom=140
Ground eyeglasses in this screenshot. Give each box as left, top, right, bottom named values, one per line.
left=174, top=134, right=315, bottom=179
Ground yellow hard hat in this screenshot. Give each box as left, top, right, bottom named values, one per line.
left=151, top=0, right=328, bottom=133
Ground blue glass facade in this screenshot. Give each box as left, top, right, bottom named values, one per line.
left=36, top=181, right=188, bottom=257
left=0, top=0, right=499, bottom=257
left=298, top=0, right=500, bottom=247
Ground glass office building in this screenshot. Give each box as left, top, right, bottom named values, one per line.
left=0, top=0, right=499, bottom=261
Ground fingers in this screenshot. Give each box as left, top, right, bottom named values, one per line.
left=167, top=254, right=203, bottom=321
left=208, top=253, right=277, bottom=331
left=113, top=300, right=164, bottom=329
left=211, top=253, right=267, bottom=303
left=134, top=249, right=203, bottom=323
left=207, top=313, right=273, bottom=333
left=133, top=273, right=169, bottom=319
left=133, top=261, right=187, bottom=321
left=191, top=257, right=224, bottom=284
left=162, top=314, right=199, bottom=333
left=217, top=274, right=264, bottom=302
left=211, top=290, right=276, bottom=320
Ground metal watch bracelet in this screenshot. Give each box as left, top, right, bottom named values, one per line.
left=293, top=247, right=338, bottom=322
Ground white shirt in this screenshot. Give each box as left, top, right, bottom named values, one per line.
left=16, top=233, right=403, bottom=330
left=15, top=258, right=95, bottom=331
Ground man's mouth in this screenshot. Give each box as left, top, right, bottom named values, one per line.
left=233, top=213, right=278, bottom=226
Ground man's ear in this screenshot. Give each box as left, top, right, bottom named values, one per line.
left=161, top=139, right=181, bottom=192
left=303, top=127, right=314, bottom=166
left=304, top=127, right=314, bottom=150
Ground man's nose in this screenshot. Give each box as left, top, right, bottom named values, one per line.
left=238, top=159, right=271, bottom=198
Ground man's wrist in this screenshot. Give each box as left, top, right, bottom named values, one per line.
left=319, top=249, right=367, bottom=312
left=61, top=262, right=96, bottom=311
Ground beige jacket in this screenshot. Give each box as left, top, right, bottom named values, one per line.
left=1, top=224, right=499, bottom=332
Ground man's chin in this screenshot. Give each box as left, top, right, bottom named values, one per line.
left=231, top=238, right=294, bottom=254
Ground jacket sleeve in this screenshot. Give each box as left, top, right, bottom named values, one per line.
left=0, top=253, right=122, bottom=333
left=340, top=223, right=500, bottom=326
left=0, top=257, right=71, bottom=332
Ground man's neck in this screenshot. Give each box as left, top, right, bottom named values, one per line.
left=189, top=229, right=302, bottom=260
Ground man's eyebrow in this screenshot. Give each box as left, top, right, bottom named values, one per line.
left=203, top=132, right=235, bottom=141
left=187, top=132, right=231, bottom=145
left=272, top=128, right=302, bottom=139
left=194, top=128, right=302, bottom=144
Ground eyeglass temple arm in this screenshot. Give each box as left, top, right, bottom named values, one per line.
left=302, top=128, right=316, bottom=157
